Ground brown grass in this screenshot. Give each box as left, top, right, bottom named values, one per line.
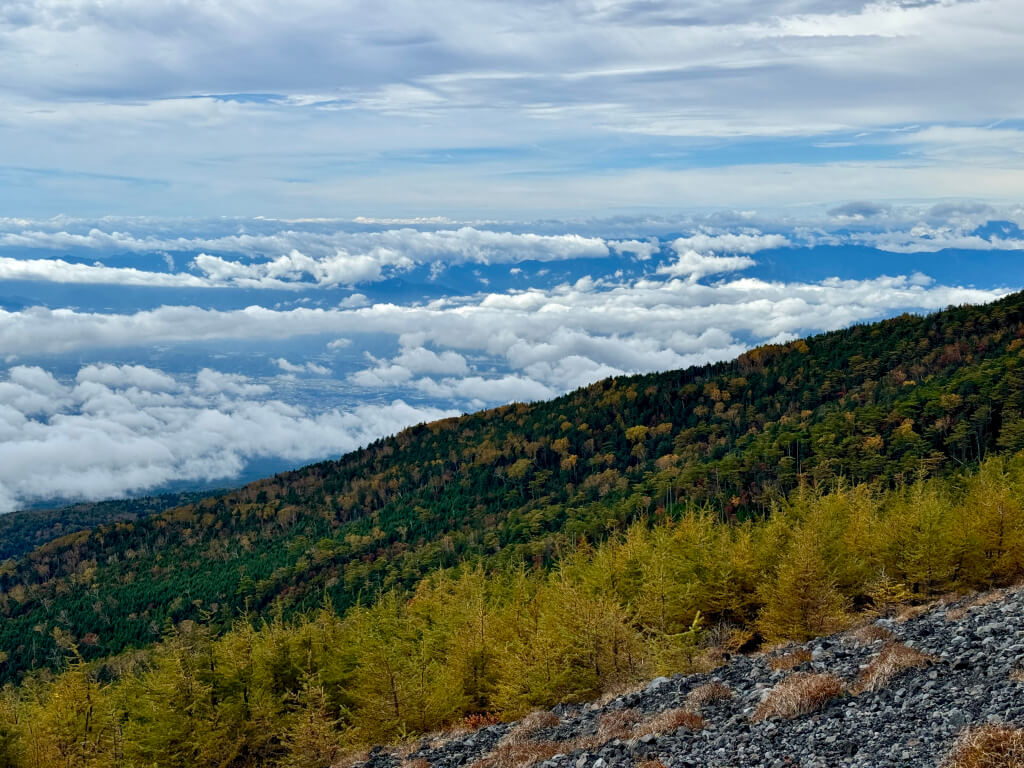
left=594, top=679, right=647, bottom=707
left=466, top=709, right=564, bottom=768
left=503, top=711, right=560, bottom=744
left=685, top=681, right=733, bottom=708
left=330, top=749, right=370, bottom=768
left=947, top=590, right=1006, bottom=622
left=768, top=648, right=812, bottom=670
left=751, top=673, right=844, bottom=722
left=1011, top=668, right=1024, bottom=684
left=631, top=708, right=705, bottom=738
left=464, top=713, right=503, bottom=730
left=851, top=642, right=933, bottom=694
left=594, top=708, right=641, bottom=741
left=635, top=761, right=667, bottom=768
left=846, top=623, right=896, bottom=646
left=942, top=724, right=1024, bottom=768
left=894, top=602, right=932, bottom=622
left=469, top=703, right=705, bottom=768
left=468, top=741, right=564, bottom=768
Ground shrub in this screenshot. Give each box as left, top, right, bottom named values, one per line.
left=685, top=681, right=733, bottom=708
left=851, top=643, right=932, bottom=694
left=464, top=713, right=503, bottom=730
left=751, top=673, right=844, bottom=722
left=943, top=724, right=1024, bottom=768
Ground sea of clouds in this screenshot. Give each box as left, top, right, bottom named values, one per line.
left=0, top=203, right=1020, bottom=510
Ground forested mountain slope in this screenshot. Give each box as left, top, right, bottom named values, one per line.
left=0, top=491, right=215, bottom=561
left=3, top=291, right=1024, bottom=678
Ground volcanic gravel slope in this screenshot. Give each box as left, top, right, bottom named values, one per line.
left=354, top=587, right=1024, bottom=768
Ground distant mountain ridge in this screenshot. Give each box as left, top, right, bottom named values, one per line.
left=2, top=290, right=1024, bottom=678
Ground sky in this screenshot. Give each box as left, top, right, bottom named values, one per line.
left=0, top=1, right=1022, bottom=510
left=1, top=0, right=1023, bottom=216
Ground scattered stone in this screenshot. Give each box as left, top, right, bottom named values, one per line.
left=352, top=587, right=1024, bottom=768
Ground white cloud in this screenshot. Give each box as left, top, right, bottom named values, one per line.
left=610, top=238, right=660, bottom=261
left=657, top=250, right=757, bottom=280
left=0, top=255, right=211, bottom=287
left=414, top=374, right=556, bottom=408
left=671, top=233, right=791, bottom=255
left=274, top=358, right=331, bottom=376
left=393, top=346, right=469, bottom=375
left=350, top=364, right=414, bottom=388
left=339, top=293, right=370, bottom=308
left=0, top=363, right=454, bottom=511
left=0, top=227, right=625, bottom=288
left=0, top=272, right=1004, bottom=377
left=654, top=232, right=788, bottom=279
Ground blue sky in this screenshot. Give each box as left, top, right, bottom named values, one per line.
left=0, top=1, right=1022, bottom=509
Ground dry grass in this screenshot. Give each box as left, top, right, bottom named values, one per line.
left=1011, top=668, right=1024, bottom=683
left=390, top=742, right=419, bottom=760
left=768, top=648, right=812, bottom=670
left=846, top=623, right=896, bottom=646
left=402, top=760, right=431, bottom=768
left=594, top=679, right=647, bottom=707
left=942, top=724, right=1024, bottom=768
left=594, top=708, right=641, bottom=741
left=947, top=590, right=1006, bottom=622
left=466, top=702, right=705, bottom=768
left=635, top=761, right=667, bottom=768
left=631, top=708, right=705, bottom=738
left=470, top=708, right=651, bottom=767
left=507, top=711, right=560, bottom=743
left=851, top=642, right=933, bottom=694
left=468, top=740, right=565, bottom=768
left=466, top=709, right=564, bottom=768
left=894, top=602, right=933, bottom=623
left=463, top=713, right=503, bottom=730
left=685, top=681, right=733, bottom=709
left=330, top=749, right=370, bottom=768
left=751, top=673, right=845, bottom=722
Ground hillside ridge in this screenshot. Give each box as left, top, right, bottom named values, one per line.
left=3, top=291, right=1024, bottom=677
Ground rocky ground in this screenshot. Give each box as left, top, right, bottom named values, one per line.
left=355, top=586, right=1024, bottom=768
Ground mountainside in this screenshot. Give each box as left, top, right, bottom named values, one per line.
left=356, top=586, right=1024, bottom=768
left=3, top=291, right=1024, bottom=677
left=0, top=491, right=215, bottom=562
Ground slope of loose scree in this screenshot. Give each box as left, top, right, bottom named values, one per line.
left=358, top=587, right=1024, bottom=768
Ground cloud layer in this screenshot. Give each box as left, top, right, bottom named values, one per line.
left=0, top=364, right=453, bottom=511
left=0, top=211, right=1017, bottom=508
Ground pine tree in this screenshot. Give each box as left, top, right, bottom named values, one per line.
left=758, top=530, right=848, bottom=642
left=279, top=676, right=344, bottom=768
